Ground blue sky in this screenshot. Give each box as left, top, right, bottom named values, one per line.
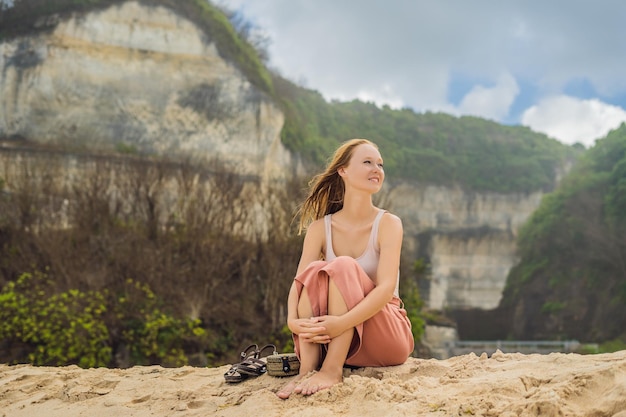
left=216, top=0, right=626, bottom=147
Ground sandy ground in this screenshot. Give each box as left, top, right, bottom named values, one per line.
left=1, top=349, right=626, bottom=417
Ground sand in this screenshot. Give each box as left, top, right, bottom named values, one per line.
left=1, top=350, right=626, bottom=417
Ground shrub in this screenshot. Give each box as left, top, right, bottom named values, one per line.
left=115, top=279, right=206, bottom=367
left=0, top=270, right=111, bottom=367
left=0, top=271, right=207, bottom=368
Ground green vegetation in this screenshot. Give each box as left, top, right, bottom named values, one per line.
left=115, top=142, right=138, bottom=155
left=541, top=301, right=566, bottom=314
left=0, top=270, right=206, bottom=367
left=402, top=282, right=426, bottom=344
left=0, top=270, right=111, bottom=368
left=402, top=259, right=429, bottom=343
left=115, top=279, right=206, bottom=366
left=501, top=123, right=626, bottom=342
left=598, top=338, right=626, bottom=354
left=274, top=75, right=578, bottom=192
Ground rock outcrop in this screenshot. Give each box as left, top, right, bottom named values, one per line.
left=0, top=1, right=293, bottom=182
left=389, top=184, right=543, bottom=309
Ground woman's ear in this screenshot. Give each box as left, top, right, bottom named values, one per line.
left=337, top=167, right=346, bottom=177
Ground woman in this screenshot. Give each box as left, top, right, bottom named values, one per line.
left=277, top=139, right=414, bottom=399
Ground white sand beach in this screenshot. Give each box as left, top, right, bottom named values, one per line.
left=1, top=350, right=626, bottom=416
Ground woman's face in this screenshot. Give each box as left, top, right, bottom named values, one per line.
left=339, top=144, right=385, bottom=193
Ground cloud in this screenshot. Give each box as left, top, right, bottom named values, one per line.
left=456, top=73, right=520, bottom=121
left=521, top=95, right=626, bottom=146
left=355, top=84, right=405, bottom=109
left=218, top=0, right=626, bottom=144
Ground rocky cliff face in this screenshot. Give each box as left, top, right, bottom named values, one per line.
left=389, top=184, right=543, bottom=310
left=0, top=1, right=294, bottom=182
left=0, top=1, right=547, bottom=312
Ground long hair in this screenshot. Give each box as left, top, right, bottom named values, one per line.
left=296, top=139, right=378, bottom=234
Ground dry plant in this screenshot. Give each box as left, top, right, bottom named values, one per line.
left=0, top=149, right=305, bottom=364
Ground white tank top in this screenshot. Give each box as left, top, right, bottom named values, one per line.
left=324, top=210, right=399, bottom=297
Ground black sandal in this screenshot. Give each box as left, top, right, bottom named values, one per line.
left=224, top=344, right=258, bottom=383
left=238, top=344, right=278, bottom=377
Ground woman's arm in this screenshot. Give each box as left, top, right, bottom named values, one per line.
left=314, top=213, right=403, bottom=339
left=286, top=219, right=325, bottom=335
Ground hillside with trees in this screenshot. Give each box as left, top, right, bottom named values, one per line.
left=499, top=124, right=626, bottom=347
left=275, top=76, right=577, bottom=192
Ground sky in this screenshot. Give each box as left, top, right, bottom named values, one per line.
left=215, top=0, right=626, bottom=148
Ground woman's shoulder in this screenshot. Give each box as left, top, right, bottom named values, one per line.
left=305, top=217, right=326, bottom=238
left=380, top=210, right=402, bottom=225
left=379, top=211, right=403, bottom=234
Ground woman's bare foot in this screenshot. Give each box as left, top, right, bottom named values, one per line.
left=276, top=375, right=305, bottom=400
left=293, top=370, right=342, bottom=396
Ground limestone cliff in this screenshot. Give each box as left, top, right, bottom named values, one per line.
left=0, top=1, right=293, bottom=182
left=389, top=184, right=543, bottom=310
left=0, top=1, right=549, bottom=313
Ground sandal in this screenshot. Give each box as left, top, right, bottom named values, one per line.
left=238, top=344, right=278, bottom=377
left=224, top=344, right=258, bottom=383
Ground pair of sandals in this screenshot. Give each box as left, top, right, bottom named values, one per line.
left=224, top=343, right=278, bottom=383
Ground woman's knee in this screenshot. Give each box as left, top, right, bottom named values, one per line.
left=329, top=256, right=363, bottom=278
left=308, top=259, right=328, bottom=269
left=295, top=260, right=328, bottom=284
left=301, top=259, right=328, bottom=275
left=331, top=256, right=360, bottom=269
left=326, top=256, right=367, bottom=289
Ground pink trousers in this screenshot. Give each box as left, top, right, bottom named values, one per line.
left=293, top=256, right=414, bottom=367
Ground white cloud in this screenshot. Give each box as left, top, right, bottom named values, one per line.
left=218, top=0, right=626, bottom=139
left=355, top=85, right=405, bottom=109
left=521, top=95, right=626, bottom=146
left=456, top=73, right=520, bottom=121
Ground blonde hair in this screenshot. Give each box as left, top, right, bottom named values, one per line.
left=296, top=139, right=378, bottom=234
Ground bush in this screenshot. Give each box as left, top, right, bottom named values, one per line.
left=115, top=279, right=206, bottom=367
left=0, top=270, right=111, bottom=368
left=0, top=271, right=207, bottom=368
left=598, top=338, right=626, bottom=353
left=400, top=259, right=429, bottom=345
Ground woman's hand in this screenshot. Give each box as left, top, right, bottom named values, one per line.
left=288, top=317, right=331, bottom=344
left=311, top=315, right=348, bottom=340
left=289, top=315, right=349, bottom=344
